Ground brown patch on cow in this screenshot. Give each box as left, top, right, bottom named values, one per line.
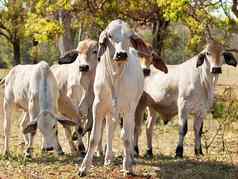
left=77, top=39, right=97, bottom=57
left=206, top=40, right=223, bottom=65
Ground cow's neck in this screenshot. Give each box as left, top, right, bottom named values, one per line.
left=200, top=60, right=218, bottom=108
left=103, top=48, right=127, bottom=117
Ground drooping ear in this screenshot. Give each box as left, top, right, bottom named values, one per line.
left=23, top=121, right=37, bottom=134
left=56, top=117, right=77, bottom=126
left=97, top=30, right=108, bottom=61
left=58, top=50, right=79, bottom=64
left=223, top=52, right=237, bottom=67
left=196, top=52, right=206, bottom=68
left=130, top=33, right=151, bottom=55
left=151, top=51, right=168, bottom=73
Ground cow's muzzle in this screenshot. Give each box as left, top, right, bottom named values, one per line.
left=79, top=65, right=89, bottom=72
left=143, top=68, right=151, bottom=76
left=211, top=67, right=222, bottom=74
left=114, top=52, right=128, bottom=62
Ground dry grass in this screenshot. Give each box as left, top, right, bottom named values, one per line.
left=0, top=66, right=237, bottom=179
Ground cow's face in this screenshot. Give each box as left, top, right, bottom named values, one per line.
left=23, top=112, right=77, bottom=155
left=58, top=39, right=98, bottom=74
left=139, top=50, right=168, bottom=76
left=196, top=40, right=237, bottom=73
left=97, top=19, right=132, bottom=63
left=76, top=40, right=98, bottom=73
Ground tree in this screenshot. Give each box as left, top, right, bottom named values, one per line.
left=0, top=0, right=27, bottom=65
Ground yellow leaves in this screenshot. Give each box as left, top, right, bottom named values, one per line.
left=24, top=13, right=63, bottom=43
left=157, top=0, right=189, bottom=21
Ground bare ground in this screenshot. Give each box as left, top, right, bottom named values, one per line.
left=0, top=67, right=237, bottom=178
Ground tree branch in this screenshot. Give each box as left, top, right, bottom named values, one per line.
left=232, top=0, right=238, bottom=18
left=0, top=30, right=11, bottom=41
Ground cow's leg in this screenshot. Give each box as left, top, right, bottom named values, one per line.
left=97, top=119, right=105, bottom=157
left=121, top=112, right=134, bottom=176
left=145, top=107, right=156, bottom=159
left=63, top=126, right=78, bottom=155
left=20, top=112, right=30, bottom=146
left=78, top=99, right=105, bottom=176
left=175, top=98, right=188, bottom=158
left=194, top=112, right=204, bottom=156
left=130, top=111, right=136, bottom=164
left=134, top=98, right=146, bottom=157
left=104, top=115, right=116, bottom=166
left=3, top=99, right=12, bottom=157
left=25, top=95, right=38, bottom=158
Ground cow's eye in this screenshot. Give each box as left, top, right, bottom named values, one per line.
left=108, top=33, right=112, bottom=39
left=52, top=125, right=56, bottom=129
left=206, top=52, right=211, bottom=56
left=92, top=49, right=97, bottom=54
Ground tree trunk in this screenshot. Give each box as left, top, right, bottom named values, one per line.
left=152, top=20, right=169, bottom=57
left=13, top=37, right=21, bottom=65
left=57, top=10, right=74, bottom=55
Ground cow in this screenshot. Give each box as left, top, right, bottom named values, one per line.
left=2, top=61, right=76, bottom=158
left=134, top=39, right=237, bottom=159
left=77, top=19, right=159, bottom=176
left=96, top=42, right=168, bottom=159
left=51, top=39, right=98, bottom=155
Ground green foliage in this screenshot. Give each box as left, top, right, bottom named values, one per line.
left=24, top=13, right=63, bottom=43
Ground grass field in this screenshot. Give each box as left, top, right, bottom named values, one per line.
left=0, top=66, right=238, bottom=179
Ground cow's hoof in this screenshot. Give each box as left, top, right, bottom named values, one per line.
left=195, top=147, right=204, bottom=156
left=134, top=145, right=139, bottom=158
left=104, top=159, right=113, bottom=166
left=175, top=146, right=183, bottom=158
left=42, top=147, right=54, bottom=152
left=123, top=171, right=135, bottom=177
left=79, top=151, right=86, bottom=157
left=24, top=152, right=32, bottom=158
left=57, top=150, right=64, bottom=156
left=3, top=150, right=10, bottom=159
left=24, top=148, right=33, bottom=158
left=144, top=148, right=153, bottom=159
left=78, top=170, right=87, bottom=177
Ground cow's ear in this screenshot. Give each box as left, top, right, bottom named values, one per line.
left=56, top=117, right=77, bottom=126
left=97, top=30, right=108, bottom=61
left=23, top=121, right=37, bottom=134
left=58, top=50, right=79, bottom=64
left=152, top=51, right=168, bottom=73
left=196, top=52, right=206, bottom=68
left=223, top=52, right=237, bottom=67
left=130, top=33, right=151, bottom=55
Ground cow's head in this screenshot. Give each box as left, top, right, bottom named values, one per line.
left=97, top=19, right=168, bottom=75
left=97, top=19, right=132, bottom=63
left=196, top=39, right=237, bottom=73
left=23, top=111, right=77, bottom=155
left=58, top=39, right=98, bottom=73
left=135, top=42, right=168, bottom=76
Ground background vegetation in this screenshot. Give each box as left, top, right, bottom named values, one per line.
left=1, top=0, right=238, bottom=67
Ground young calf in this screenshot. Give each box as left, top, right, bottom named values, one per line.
left=51, top=39, right=98, bottom=155
left=2, top=61, right=76, bottom=157
left=134, top=39, right=237, bottom=158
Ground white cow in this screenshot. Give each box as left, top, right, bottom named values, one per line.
left=78, top=19, right=151, bottom=176
left=51, top=39, right=98, bottom=155
left=134, top=39, right=237, bottom=158
left=2, top=61, right=76, bottom=157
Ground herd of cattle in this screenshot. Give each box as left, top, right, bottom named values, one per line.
left=0, top=19, right=237, bottom=176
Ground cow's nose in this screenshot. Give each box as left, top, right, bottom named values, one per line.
left=211, top=67, right=222, bottom=74
left=143, top=68, right=151, bottom=76
left=79, top=65, right=89, bottom=72
left=115, top=52, right=128, bottom=61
